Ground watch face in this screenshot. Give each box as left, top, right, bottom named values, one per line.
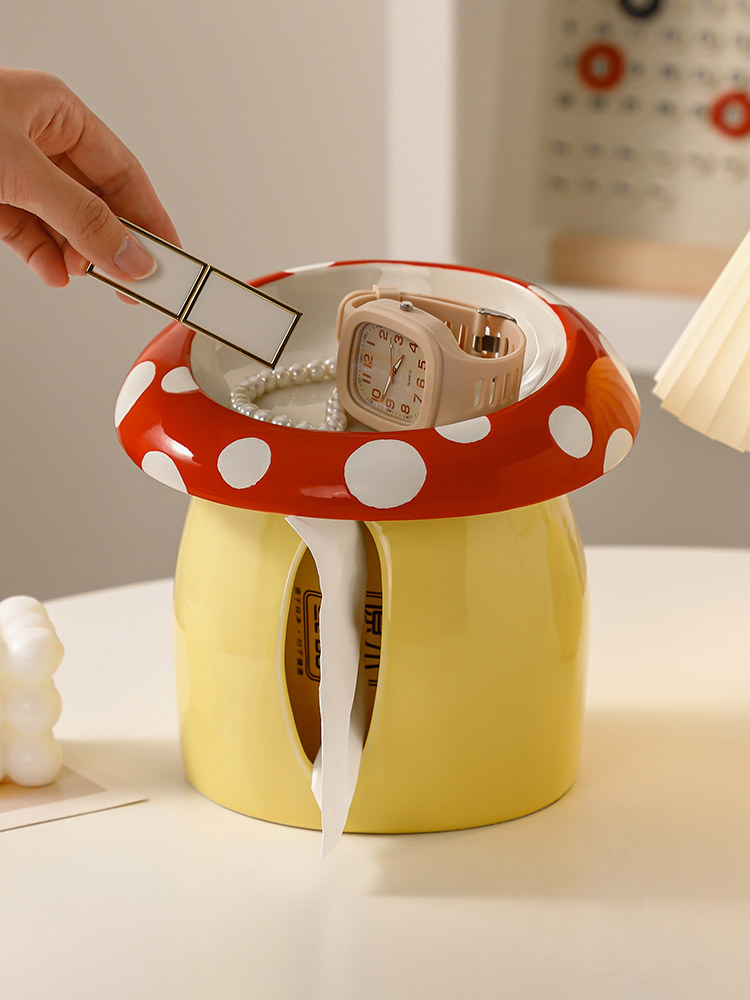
left=349, top=322, right=427, bottom=425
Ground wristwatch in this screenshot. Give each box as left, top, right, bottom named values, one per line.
left=335, top=286, right=526, bottom=430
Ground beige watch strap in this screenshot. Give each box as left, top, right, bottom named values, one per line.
left=339, top=286, right=526, bottom=424
left=378, top=288, right=517, bottom=350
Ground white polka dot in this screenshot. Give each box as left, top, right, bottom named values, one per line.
left=141, top=451, right=187, bottom=492
left=217, top=438, right=272, bottom=489
left=115, top=362, right=155, bottom=427
left=604, top=427, right=634, bottom=473
left=161, top=366, right=199, bottom=393
left=549, top=405, right=593, bottom=458
left=344, top=440, right=427, bottom=508
left=435, top=416, right=491, bottom=443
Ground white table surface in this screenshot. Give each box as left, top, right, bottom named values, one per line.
left=3, top=546, right=750, bottom=1000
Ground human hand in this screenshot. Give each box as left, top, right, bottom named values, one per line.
left=0, top=67, right=179, bottom=288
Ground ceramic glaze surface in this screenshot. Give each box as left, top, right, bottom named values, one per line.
left=173, top=496, right=588, bottom=833
left=121, top=261, right=632, bottom=836
left=115, top=261, right=641, bottom=520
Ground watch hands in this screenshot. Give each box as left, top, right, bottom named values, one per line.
left=381, top=354, right=406, bottom=399
left=382, top=339, right=395, bottom=396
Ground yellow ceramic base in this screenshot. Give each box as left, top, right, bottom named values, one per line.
left=173, top=497, right=589, bottom=833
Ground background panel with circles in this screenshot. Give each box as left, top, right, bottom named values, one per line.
left=536, top=0, right=750, bottom=287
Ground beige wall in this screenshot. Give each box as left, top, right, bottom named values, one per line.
left=1, top=0, right=389, bottom=599
left=2, top=0, right=748, bottom=601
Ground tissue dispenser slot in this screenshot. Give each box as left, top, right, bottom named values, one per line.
left=284, top=529, right=382, bottom=763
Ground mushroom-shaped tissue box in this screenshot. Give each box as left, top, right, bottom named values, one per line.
left=116, top=260, right=640, bottom=836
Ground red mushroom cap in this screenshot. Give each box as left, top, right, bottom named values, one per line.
left=115, top=261, right=640, bottom=520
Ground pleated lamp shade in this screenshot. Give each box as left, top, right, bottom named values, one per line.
left=654, top=228, right=750, bottom=452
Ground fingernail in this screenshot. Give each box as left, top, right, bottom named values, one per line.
left=114, top=234, right=157, bottom=279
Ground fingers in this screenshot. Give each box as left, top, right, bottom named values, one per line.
left=18, top=141, right=158, bottom=282
left=48, top=152, right=169, bottom=277
left=0, top=68, right=180, bottom=292
left=0, top=198, right=145, bottom=291
left=41, top=92, right=181, bottom=250
left=0, top=204, right=69, bottom=287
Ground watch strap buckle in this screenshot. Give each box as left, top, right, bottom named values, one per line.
left=471, top=308, right=522, bottom=358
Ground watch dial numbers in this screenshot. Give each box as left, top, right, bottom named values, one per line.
left=350, top=323, right=426, bottom=425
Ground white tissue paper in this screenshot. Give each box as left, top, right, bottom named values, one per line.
left=286, top=516, right=368, bottom=857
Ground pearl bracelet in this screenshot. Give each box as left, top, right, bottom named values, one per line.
left=230, top=357, right=348, bottom=431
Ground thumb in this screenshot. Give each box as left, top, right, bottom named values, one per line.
left=20, top=146, right=156, bottom=281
